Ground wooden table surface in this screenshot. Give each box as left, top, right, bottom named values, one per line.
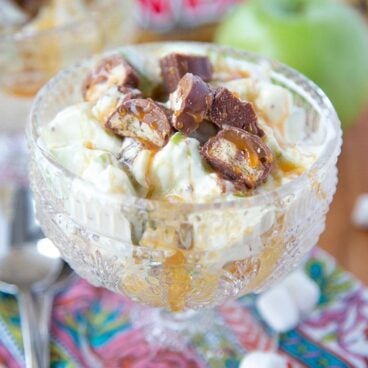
left=319, top=107, right=368, bottom=285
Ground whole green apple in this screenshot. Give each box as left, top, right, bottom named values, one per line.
left=216, top=0, right=368, bottom=128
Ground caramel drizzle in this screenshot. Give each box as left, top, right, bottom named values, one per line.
left=222, top=129, right=260, bottom=169
left=163, top=250, right=191, bottom=312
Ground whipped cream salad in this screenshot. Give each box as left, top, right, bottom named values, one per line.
left=39, top=45, right=329, bottom=204
left=32, top=44, right=340, bottom=309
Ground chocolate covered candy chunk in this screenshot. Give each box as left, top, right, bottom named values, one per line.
left=209, top=87, right=264, bottom=137
left=118, top=86, right=143, bottom=101
left=156, top=102, right=173, bottom=122
left=201, top=127, right=273, bottom=189
left=92, top=86, right=143, bottom=124
left=83, top=55, right=139, bottom=102
left=106, top=98, right=171, bottom=148
left=160, top=53, right=213, bottom=93
left=170, top=73, right=213, bottom=135
left=189, top=120, right=219, bottom=145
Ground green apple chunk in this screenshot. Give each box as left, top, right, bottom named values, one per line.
left=216, top=0, right=368, bottom=128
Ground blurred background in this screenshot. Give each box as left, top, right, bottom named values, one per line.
left=1, top=0, right=367, bottom=283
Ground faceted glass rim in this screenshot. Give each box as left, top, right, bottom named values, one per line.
left=27, top=42, right=342, bottom=213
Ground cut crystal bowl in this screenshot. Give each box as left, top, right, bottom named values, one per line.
left=27, top=43, right=342, bottom=312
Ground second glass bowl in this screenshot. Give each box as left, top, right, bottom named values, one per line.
left=0, top=0, right=135, bottom=133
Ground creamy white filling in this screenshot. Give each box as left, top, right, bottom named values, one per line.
left=256, top=83, right=293, bottom=129
left=49, top=145, right=136, bottom=195
left=212, top=56, right=272, bottom=83
left=148, top=133, right=228, bottom=202
left=39, top=102, right=122, bottom=154
left=91, top=86, right=124, bottom=122
left=218, top=78, right=258, bottom=101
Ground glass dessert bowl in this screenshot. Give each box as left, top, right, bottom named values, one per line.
left=27, top=42, right=342, bottom=316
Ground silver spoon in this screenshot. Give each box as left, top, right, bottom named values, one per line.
left=36, top=260, right=75, bottom=368
left=0, top=186, right=62, bottom=368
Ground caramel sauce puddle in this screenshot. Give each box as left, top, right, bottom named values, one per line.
left=163, top=250, right=191, bottom=312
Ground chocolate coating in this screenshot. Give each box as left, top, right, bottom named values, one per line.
left=171, top=73, right=213, bottom=135
left=83, top=55, right=139, bottom=101
left=209, top=87, right=264, bottom=137
left=160, top=53, right=213, bottom=93
left=118, top=86, right=143, bottom=101
left=201, top=127, right=273, bottom=189
left=106, top=98, right=171, bottom=148
left=189, top=120, right=219, bottom=145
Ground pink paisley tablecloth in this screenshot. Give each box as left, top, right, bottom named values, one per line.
left=0, top=248, right=367, bottom=367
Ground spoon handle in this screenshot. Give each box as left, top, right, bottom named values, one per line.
left=38, top=292, right=53, bottom=368
left=18, top=289, right=42, bottom=368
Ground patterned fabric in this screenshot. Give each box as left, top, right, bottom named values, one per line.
left=0, top=248, right=367, bottom=367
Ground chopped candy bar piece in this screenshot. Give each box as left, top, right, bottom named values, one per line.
left=106, top=98, right=171, bottom=148
left=83, top=55, right=139, bottom=102
left=170, top=73, right=213, bottom=135
left=156, top=102, right=173, bottom=122
left=160, top=53, right=213, bottom=93
left=117, top=86, right=143, bottom=100
left=92, top=86, right=143, bottom=124
left=201, top=127, right=273, bottom=189
left=189, top=120, right=219, bottom=145
left=209, top=87, right=263, bottom=137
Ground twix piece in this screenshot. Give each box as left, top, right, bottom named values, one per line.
left=209, top=87, right=264, bottom=137
left=106, top=98, right=171, bottom=149
left=170, top=73, right=213, bottom=135
left=201, top=127, right=273, bottom=189
left=83, top=55, right=140, bottom=102
left=189, top=120, right=219, bottom=145
left=118, top=86, right=143, bottom=102
left=92, top=86, right=143, bottom=125
left=160, top=53, right=213, bottom=93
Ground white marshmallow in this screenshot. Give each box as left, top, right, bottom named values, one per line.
left=352, top=194, right=368, bottom=229
left=282, top=269, right=320, bottom=315
left=256, top=284, right=300, bottom=332
left=239, top=351, right=288, bottom=368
